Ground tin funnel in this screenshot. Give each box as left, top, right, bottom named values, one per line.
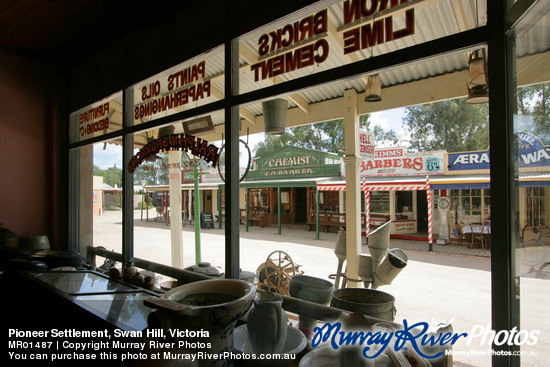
left=358, top=254, right=373, bottom=288
left=367, top=221, right=392, bottom=271
left=373, top=248, right=408, bottom=289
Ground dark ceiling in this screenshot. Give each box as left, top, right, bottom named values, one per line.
left=0, top=0, right=185, bottom=68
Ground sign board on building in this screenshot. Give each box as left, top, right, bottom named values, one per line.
left=361, top=147, right=444, bottom=176
left=448, top=131, right=550, bottom=171
left=247, top=146, right=341, bottom=180
left=200, top=168, right=247, bottom=183
left=359, top=130, right=375, bottom=159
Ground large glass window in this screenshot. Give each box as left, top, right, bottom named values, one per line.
left=73, top=139, right=123, bottom=261
left=512, top=4, right=550, bottom=365
left=233, top=41, right=494, bottom=363
left=64, top=1, right=550, bottom=365
left=129, top=114, right=225, bottom=274
left=449, top=189, right=490, bottom=224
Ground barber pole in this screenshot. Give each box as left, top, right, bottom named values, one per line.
left=364, top=190, right=371, bottom=236
left=426, top=176, right=433, bottom=251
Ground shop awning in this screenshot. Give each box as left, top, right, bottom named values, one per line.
left=317, top=173, right=550, bottom=191
left=317, top=177, right=431, bottom=191
left=317, top=176, right=435, bottom=244
left=430, top=176, right=490, bottom=190
left=429, top=173, right=550, bottom=190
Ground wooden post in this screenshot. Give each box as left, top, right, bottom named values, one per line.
left=277, top=186, right=281, bottom=235
left=246, top=188, right=249, bottom=232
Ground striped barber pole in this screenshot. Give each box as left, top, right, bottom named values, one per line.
left=426, top=175, right=433, bottom=248
left=364, top=190, right=370, bottom=236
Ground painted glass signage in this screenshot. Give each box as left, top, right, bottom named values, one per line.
left=341, top=0, right=415, bottom=54
left=240, top=0, right=485, bottom=94
left=361, top=147, right=444, bottom=176
left=134, top=60, right=211, bottom=121
left=131, top=46, right=223, bottom=125
left=248, top=146, right=341, bottom=179
left=448, top=131, right=550, bottom=171
left=248, top=1, right=415, bottom=84
left=69, top=91, right=122, bottom=143
left=127, top=134, right=220, bottom=174
left=250, top=9, right=329, bottom=82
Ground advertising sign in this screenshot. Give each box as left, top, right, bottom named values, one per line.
left=249, top=1, right=415, bottom=83
left=361, top=147, right=444, bottom=177
left=70, top=91, right=122, bottom=143
left=248, top=146, right=341, bottom=179
left=359, top=130, right=375, bottom=159
left=448, top=131, right=550, bottom=171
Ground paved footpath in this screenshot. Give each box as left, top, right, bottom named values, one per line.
left=93, top=211, right=549, bottom=367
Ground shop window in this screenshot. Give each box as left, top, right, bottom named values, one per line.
left=249, top=189, right=271, bottom=212
left=526, top=187, right=547, bottom=226
left=72, top=140, right=123, bottom=260
left=395, top=191, right=413, bottom=217
left=128, top=119, right=225, bottom=271
left=450, top=189, right=488, bottom=224
left=281, top=190, right=291, bottom=214
left=371, top=191, right=390, bottom=213
left=320, top=191, right=339, bottom=212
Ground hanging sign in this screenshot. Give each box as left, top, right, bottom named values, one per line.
left=359, top=130, right=375, bottom=159
left=361, top=147, right=444, bottom=176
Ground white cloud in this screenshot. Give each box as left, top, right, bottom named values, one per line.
left=93, top=142, right=123, bottom=170
left=370, top=112, right=390, bottom=130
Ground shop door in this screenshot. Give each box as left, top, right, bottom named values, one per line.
left=294, top=187, right=307, bottom=223
left=417, top=190, right=428, bottom=233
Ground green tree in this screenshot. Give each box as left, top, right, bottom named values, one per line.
left=93, top=165, right=103, bottom=177
left=403, top=98, right=489, bottom=153
left=517, top=83, right=550, bottom=141
left=254, top=115, right=398, bottom=157
left=102, top=164, right=123, bottom=188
